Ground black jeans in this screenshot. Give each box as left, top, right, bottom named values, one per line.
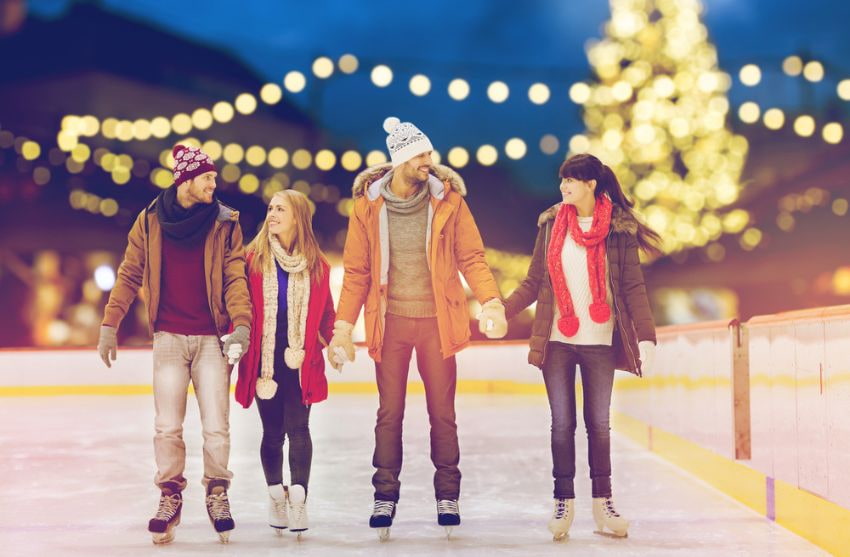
left=256, top=356, right=312, bottom=490
left=372, top=314, right=460, bottom=502
left=542, top=341, right=615, bottom=499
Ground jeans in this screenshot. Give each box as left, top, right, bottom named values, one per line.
left=255, top=357, right=312, bottom=490
left=372, top=314, right=460, bottom=502
left=152, top=332, right=232, bottom=491
left=542, top=341, right=615, bottom=499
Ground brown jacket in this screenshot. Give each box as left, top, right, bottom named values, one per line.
left=336, top=163, right=501, bottom=362
left=504, top=203, right=656, bottom=375
left=102, top=200, right=252, bottom=336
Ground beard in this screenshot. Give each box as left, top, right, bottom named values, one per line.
left=405, top=166, right=430, bottom=187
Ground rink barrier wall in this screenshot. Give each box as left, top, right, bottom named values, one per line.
left=0, top=342, right=548, bottom=397
left=613, top=304, right=850, bottom=557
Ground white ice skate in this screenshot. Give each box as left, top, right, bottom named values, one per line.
left=547, top=497, right=574, bottom=541
left=268, top=484, right=288, bottom=535
left=592, top=496, right=629, bottom=538
left=288, top=484, right=309, bottom=539
left=369, top=499, right=396, bottom=541
left=436, top=499, right=460, bottom=539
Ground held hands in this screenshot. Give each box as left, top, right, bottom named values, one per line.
left=476, top=298, right=507, bottom=339
left=97, top=325, right=118, bottom=368
left=328, top=320, right=355, bottom=372
left=221, top=325, right=250, bottom=365
left=638, top=340, right=656, bottom=375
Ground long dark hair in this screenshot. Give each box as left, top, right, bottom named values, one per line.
left=559, top=153, right=662, bottom=256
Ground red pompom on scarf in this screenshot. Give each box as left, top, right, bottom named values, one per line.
left=547, top=196, right=613, bottom=337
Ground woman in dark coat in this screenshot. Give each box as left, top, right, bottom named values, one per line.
left=504, top=153, right=662, bottom=541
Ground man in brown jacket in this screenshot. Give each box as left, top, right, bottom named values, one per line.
left=329, top=117, right=507, bottom=538
left=97, top=143, right=251, bottom=545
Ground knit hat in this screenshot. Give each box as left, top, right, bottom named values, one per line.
left=171, top=144, right=216, bottom=186
left=383, top=116, right=434, bottom=167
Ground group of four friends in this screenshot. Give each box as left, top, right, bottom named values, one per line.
left=97, top=116, right=660, bottom=544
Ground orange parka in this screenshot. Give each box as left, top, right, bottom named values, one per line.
left=335, top=163, right=501, bottom=362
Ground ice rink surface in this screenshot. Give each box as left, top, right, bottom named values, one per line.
left=0, top=392, right=825, bottom=556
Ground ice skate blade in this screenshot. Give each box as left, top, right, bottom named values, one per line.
left=218, top=531, right=231, bottom=543
left=551, top=532, right=569, bottom=542
left=444, top=526, right=454, bottom=540
left=151, top=531, right=175, bottom=545
left=594, top=528, right=628, bottom=538
left=272, top=527, right=285, bottom=536
left=376, top=527, right=390, bottom=541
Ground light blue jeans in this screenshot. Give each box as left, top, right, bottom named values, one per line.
left=152, top=332, right=232, bottom=491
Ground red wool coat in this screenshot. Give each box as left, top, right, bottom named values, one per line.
left=235, top=253, right=336, bottom=408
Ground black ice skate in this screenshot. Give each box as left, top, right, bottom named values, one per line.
left=369, top=499, right=396, bottom=541
left=148, top=482, right=182, bottom=545
left=436, top=499, right=460, bottom=538
left=205, top=479, right=235, bottom=543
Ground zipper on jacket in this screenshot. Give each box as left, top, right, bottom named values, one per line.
left=607, top=234, right=639, bottom=375
left=541, top=221, right=554, bottom=365
left=207, top=221, right=225, bottom=332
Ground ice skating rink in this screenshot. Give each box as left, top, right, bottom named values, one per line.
left=0, top=391, right=825, bottom=556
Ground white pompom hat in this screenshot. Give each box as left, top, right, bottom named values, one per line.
left=382, top=116, right=434, bottom=167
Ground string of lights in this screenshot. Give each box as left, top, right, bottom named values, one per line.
left=54, top=49, right=849, bottom=151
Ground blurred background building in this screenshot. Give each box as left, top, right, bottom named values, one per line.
left=1, top=0, right=848, bottom=347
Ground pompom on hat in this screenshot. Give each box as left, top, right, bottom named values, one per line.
left=171, top=143, right=217, bottom=186
left=383, top=116, right=434, bottom=167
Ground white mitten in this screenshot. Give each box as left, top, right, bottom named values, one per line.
left=329, top=346, right=348, bottom=373
left=638, top=340, right=656, bottom=375
left=328, top=321, right=355, bottom=363
left=476, top=299, right=507, bottom=339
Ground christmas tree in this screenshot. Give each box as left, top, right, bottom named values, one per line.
left=572, top=0, right=750, bottom=255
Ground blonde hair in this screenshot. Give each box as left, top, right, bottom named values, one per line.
left=247, top=190, right=327, bottom=281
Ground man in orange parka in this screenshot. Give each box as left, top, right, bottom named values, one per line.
left=329, top=116, right=507, bottom=537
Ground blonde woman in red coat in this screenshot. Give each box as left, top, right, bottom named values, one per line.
left=235, top=190, right=338, bottom=538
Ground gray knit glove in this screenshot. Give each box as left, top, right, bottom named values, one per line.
left=221, top=325, right=249, bottom=364
left=97, top=325, right=118, bottom=368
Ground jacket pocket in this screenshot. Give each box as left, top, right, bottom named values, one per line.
left=364, top=305, right=380, bottom=350
left=444, top=279, right=470, bottom=345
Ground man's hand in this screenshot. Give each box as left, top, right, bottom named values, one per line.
left=221, top=325, right=249, bottom=365
left=97, top=325, right=118, bottom=368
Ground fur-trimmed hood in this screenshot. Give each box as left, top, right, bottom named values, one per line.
left=536, top=203, right=639, bottom=235
left=351, top=163, right=467, bottom=200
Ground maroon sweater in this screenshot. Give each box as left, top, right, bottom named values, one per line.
left=155, top=236, right=217, bottom=335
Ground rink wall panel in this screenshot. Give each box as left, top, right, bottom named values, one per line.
left=0, top=341, right=547, bottom=396
left=613, top=305, right=850, bottom=557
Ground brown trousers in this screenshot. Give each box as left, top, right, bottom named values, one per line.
left=372, top=314, right=460, bottom=502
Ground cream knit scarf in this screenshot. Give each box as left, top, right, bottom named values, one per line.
left=256, top=234, right=310, bottom=400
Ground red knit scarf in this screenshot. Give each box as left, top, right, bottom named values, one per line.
left=547, top=196, right=613, bottom=337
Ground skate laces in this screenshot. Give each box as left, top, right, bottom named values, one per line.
left=206, top=492, right=232, bottom=520
left=272, top=495, right=288, bottom=516
left=289, top=498, right=306, bottom=522
left=436, top=499, right=458, bottom=515
left=372, top=500, right=395, bottom=517
left=553, top=498, right=570, bottom=519
left=154, top=494, right=180, bottom=520
left=602, top=498, right=620, bottom=517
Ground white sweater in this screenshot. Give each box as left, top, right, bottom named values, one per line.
left=550, top=216, right=614, bottom=346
